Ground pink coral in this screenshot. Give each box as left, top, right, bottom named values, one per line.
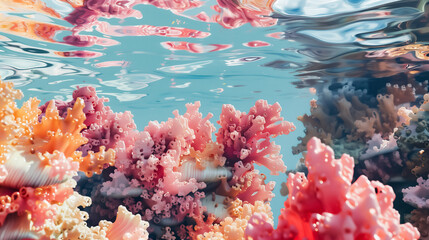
left=403, top=175, right=429, bottom=209
left=100, top=102, right=214, bottom=232
left=216, top=99, right=295, bottom=175
left=40, top=86, right=138, bottom=156
left=94, top=99, right=293, bottom=238
left=245, top=137, right=420, bottom=240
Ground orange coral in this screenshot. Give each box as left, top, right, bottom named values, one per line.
left=33, top=99, right=87, bottom=162
left=188, top=142, right=226, bottom=170
left=0, top=81, right=25, bottom=146
left=0, top=79, right=117, bottom=230
left=80, top=146, right=116, bottom=177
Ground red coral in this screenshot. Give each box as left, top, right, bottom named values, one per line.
left=245, top=137, right=420, bottom=240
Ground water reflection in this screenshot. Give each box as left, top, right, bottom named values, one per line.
left=265, top=0, right=429, bottom=88
left=0, top=54, right=94, bottom=86
left=2, top=0, right=429, bottom=237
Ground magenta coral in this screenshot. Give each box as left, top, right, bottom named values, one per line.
left=245, top=137, right=420, bottom=240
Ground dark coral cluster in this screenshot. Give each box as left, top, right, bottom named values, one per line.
left=293, top=76, right=429, bottom=238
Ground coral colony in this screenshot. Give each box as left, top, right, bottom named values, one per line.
left=0, top=77, right=428, bottom=240
left=2, top=0, right=429, bottom=239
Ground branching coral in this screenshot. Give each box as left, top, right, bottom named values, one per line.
left=39, top=86, right=138, bottom=157
left=403, top=175, right=429, bottom=209
left=403, top=175, right=429, bottom=240
left=294, top=84, right=402, bottom=159
left=386, top=83, right=417, bottom=105
left=293, top=83, right=427, bottom=184
left=87, top=99, right=295, bottom=238
left=4, top=77, right=427, bottom=239
left=0, top=80, right=116, bottom=235
left=395, top=94, right=429, bottom=178
left=216, top=100, right=295, bottom=175
left=40, top=192, right=149, bottom=240
left=246, top=137, right=420, bottom=240
left=352, top=133, right=405, bottom=183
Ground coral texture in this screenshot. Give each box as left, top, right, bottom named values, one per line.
left=41, top=84, right=294, bottom=239
left=0, top=80, right=118, bottom=237
left=403, top=175, right=429, bottom=209
left=40, top=192, right=149, bottom=240
left=197, top=200, right=273, bottom=240
left=395, top=94, right=429, bottom=178
left=90, top=99, right=294, bottom=238
left=246, top=137, right=420, bottom=240
left=293, top=83, right=429, bottom=184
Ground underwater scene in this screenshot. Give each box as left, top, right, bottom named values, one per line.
left=0, top=0, right=429, bottom=239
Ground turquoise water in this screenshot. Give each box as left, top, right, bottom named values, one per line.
left=1, top=1, right=316, bottom=223
left=2, top=0, right=429, bottom=237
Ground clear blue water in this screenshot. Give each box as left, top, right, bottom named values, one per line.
left=2, top=0, right=429, bottom=231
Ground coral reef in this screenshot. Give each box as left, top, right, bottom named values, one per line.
left=216, top=100, right=295, bottom=175
left=94, top=99, right=295, bottom=238
left=395, top=94, right=429, bottom=178
left=293, top=82, right=429, bottom=237
left=39, top=192, right=150, bottom=240
left=0, top=80, right=85, bottom=230
left=293, top=84, right=402, bottom=159
left=0, top=80, right=145, bottom=240
left=246, top=137, right=420, bottom=240
left=403, top=175, right=429, bottom=240
left=5, top=77, right=428, bottom=239
left=39, top=85, right=295, bottom=238
left=40, top=86, right=138, bottom=157
left=293, top=82, right=429, bottom=184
